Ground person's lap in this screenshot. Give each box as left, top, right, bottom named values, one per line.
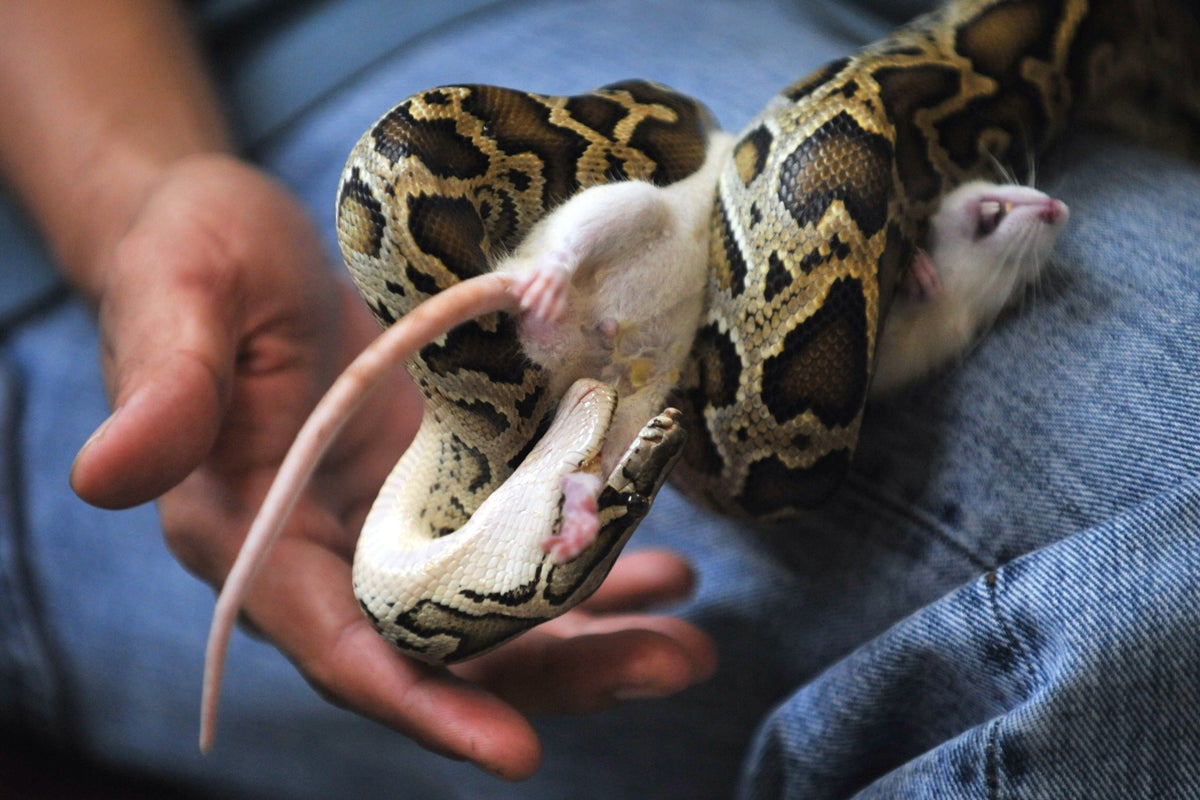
left=3, top=1, right=1198, bottom=797
left=757, top=133, right=1200, bottom=798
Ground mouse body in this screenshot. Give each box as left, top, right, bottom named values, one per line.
left=871, top=180, right=1069, bottom=395
left=498, top=131, right=735, bottom=478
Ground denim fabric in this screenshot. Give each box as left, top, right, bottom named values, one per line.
left=0, top=194, right=62, bottom=322
left=3, top=1, right=1200, bottom=798
left=742, top=479, right=1200, bottom=798
left=194, top=0, right=508, bottom=145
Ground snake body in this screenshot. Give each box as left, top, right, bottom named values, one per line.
left=671, top=0, right=1200, bottom=517
left=327, top=0, right=1200, bottom=663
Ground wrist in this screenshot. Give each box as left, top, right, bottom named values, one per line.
left=0, top=1, right=234, bottom=301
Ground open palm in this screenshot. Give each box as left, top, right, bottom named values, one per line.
left=68, top=154, right=716, bottom=780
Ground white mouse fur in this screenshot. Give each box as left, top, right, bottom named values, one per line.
left=497, top=130, right=734, bottom=472
left=871, top=179, right=1068, bottom=395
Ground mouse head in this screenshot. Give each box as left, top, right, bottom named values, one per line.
left=930, top=180, right=1069, bottom=273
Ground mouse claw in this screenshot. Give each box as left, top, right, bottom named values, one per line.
left=516, top=250, right=571, bottom=323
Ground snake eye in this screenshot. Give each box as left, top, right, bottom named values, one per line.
left=976, top=200, right=1009, bottom=239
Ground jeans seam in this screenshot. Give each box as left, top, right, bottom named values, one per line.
left=0, top=341, right=74, bottom=739
left=984, top=571, right=1039, bottom=691
left=985, top=718, right=1001, bottom=800
left=844, top=472, right=995, bottom=573
left=980, top=569, right=1039, bottom=799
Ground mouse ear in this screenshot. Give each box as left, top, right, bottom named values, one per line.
left=900, top=248, right=942, bottom=301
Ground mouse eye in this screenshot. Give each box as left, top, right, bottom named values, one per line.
left=976, top=199, right=1009, bottom=238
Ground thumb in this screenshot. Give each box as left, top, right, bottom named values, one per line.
left=70, top=233, right=237, bottom=509
left=71, top=349, right=229, bottom=509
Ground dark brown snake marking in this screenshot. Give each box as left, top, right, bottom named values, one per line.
left=334, top=0, right=1200, bottom=660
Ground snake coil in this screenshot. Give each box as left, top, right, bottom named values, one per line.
left=330, top=0, right=1199, bottom=661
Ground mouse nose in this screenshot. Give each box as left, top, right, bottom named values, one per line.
left=1040, top=199, right=1067, bottom=224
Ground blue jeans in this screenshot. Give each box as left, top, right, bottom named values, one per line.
left=3, top=1, right=1199, bottom=797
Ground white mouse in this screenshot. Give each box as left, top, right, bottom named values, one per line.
left=486, top=132, right=732, bottom=558
left=871, top=180, right=1069, bottom=395
left=501, top=132, right=734, bottom=469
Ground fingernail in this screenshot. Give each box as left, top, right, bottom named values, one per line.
left=70, top=407, right=121, bottom=487
left=78, top=408, right=118, bottom=457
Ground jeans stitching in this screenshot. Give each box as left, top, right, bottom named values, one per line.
left=980, top=568, right=1040, bottom=799
left=985, top=570, right=1039, bottom=691
left=985, top=718, right=1001, bottom=800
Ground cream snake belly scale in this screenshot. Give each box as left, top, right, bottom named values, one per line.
left=199, top=0, right=1199, bottom=749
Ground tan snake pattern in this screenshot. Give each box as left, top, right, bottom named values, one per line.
left=210, top=0, right=1200, bottom=690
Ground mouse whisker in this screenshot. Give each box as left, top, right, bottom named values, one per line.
left=1015, top=227, right=1047, bottom=315
left=985, top=150, right=1006, bottom=184
left=984, top=151, right=1022, bottom=187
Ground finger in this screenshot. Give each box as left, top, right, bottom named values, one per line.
left=457, top=615, right=717, bottom=715
left=242, top=538, right=544, bottom=780
left=533, top=276, right=557, bottom=320
left=309, top=622, right=544, bottom=780
left=70, top=157, right=335, bottom=510
left=70, top=240, right=236, bottom=508
left=548, top=290, right=567, bottom=322
left=579, top=549, right=698, bottom=613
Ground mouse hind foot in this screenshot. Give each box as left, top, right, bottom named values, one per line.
left=542, top=471, right=603, bottom=563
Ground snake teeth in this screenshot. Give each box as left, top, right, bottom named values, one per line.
left=607, top=408, right=688, bottom=500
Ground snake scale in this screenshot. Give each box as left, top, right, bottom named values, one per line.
left=203, top=0, right=1199, bottom=738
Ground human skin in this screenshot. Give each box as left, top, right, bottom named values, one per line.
left=0, top=0, right=715, bottom=780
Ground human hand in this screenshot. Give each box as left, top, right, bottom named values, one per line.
left=68, top=154, right=716, bottom=779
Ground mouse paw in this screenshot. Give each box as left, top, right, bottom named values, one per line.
left=542, top=471, right=602, bottom=563
left=515, top=250, right=571, bottom=324
left=902, top=249, right=942, bottom=301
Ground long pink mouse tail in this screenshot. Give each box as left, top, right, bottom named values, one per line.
left=199, top=271, right=519, bottom=752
